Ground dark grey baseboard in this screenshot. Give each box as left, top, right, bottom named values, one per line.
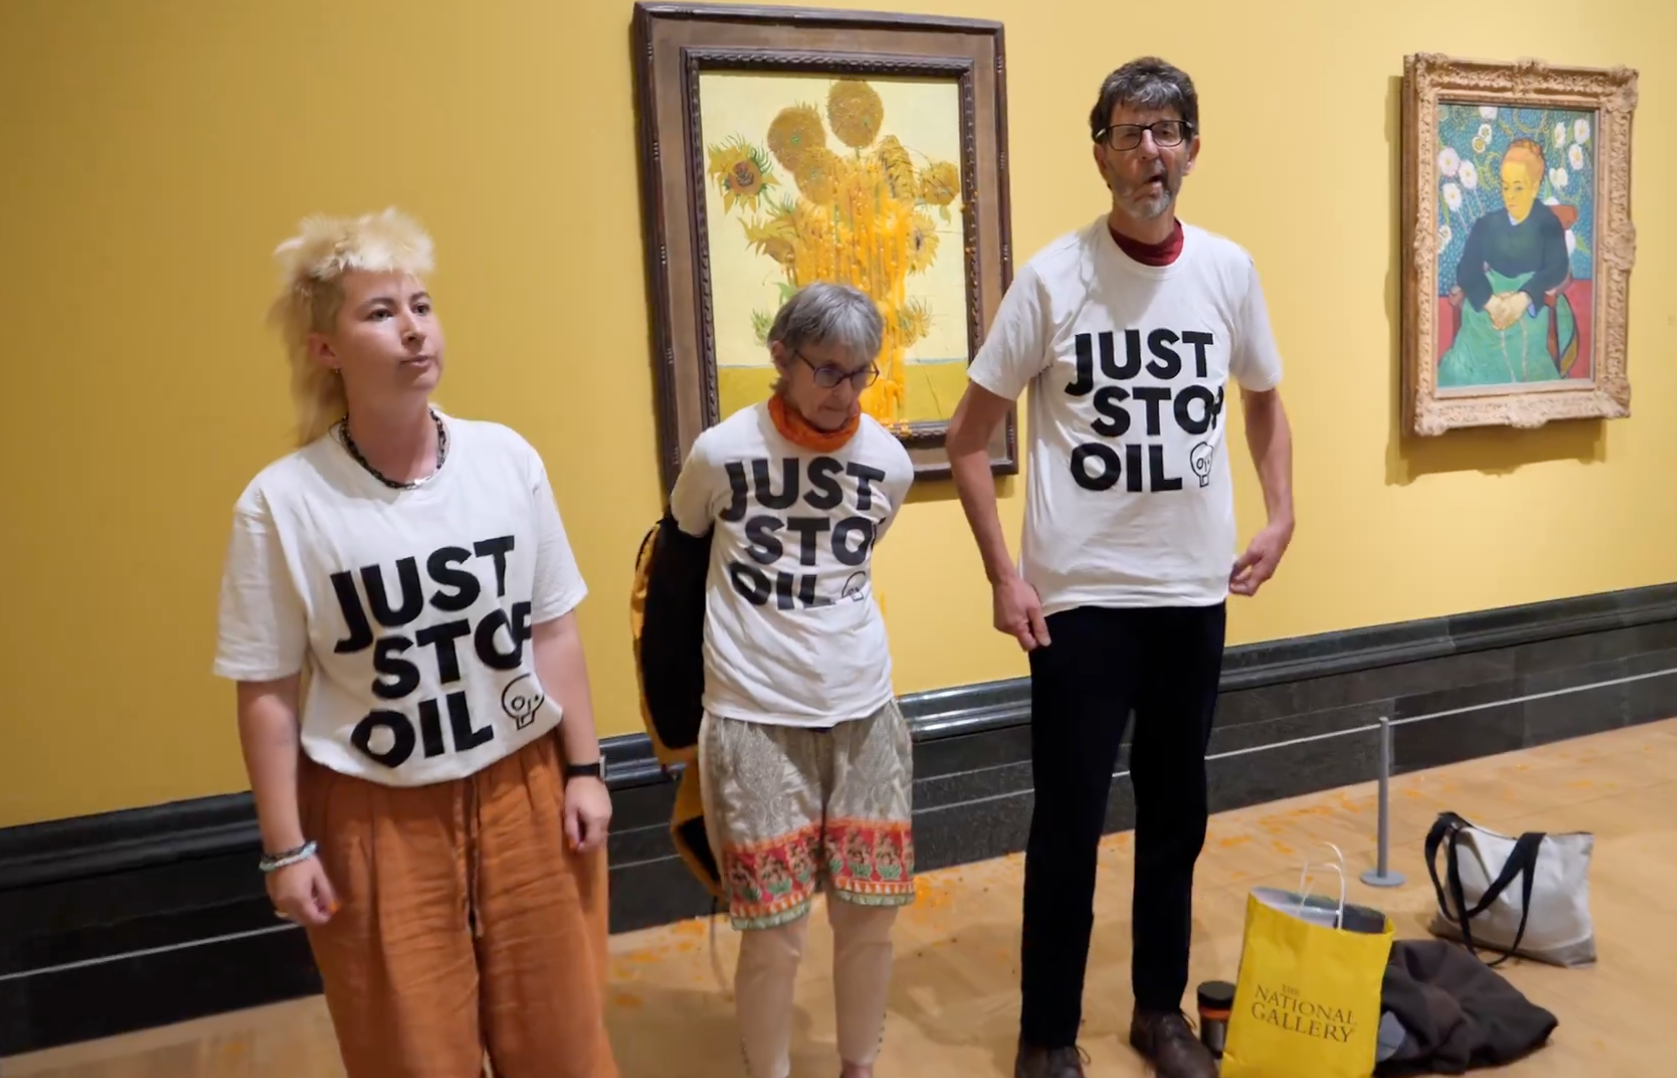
left=3, top=583, right=1675, bottom=1056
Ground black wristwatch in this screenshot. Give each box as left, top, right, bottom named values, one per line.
left=564, top=760, right=604, bottom=781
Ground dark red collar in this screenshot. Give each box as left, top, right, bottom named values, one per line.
left=1109, top=218, right=1184, bottom=266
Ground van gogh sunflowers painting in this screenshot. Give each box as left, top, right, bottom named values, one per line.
left=632, top=4, right=1017, bottom=488
left=698, top=72, right=970, bottom=429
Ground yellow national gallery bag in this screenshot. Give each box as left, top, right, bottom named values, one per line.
left=1221, top=851, right=1394, bottom=1078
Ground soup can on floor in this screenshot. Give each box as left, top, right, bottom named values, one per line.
left=1197, top=980, right=1236, bottom=1060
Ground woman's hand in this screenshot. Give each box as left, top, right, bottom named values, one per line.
left=237, top=678, right=335, bottom=926
left=564, top=775, right=612, bottom=853
left=1487, top=291, right=1528, bottom=331
left=531, top=613, right=613, bottom=855
left=267, top=857, right=338, bottom=925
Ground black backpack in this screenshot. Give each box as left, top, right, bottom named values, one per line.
left=629, top=513, right=722, bottom=895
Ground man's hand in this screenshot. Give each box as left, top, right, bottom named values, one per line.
left=563, top=775, right=612, bottom=853
left=1230, top=517, right=1294, bottom=597
left=1236, top=384, right=1293, bottom=599
left=948, top=383, right=1044, bottom=651
left=994, top=573, right=1051, bottom=651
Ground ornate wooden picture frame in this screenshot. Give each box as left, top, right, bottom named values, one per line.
left=632, top=2, right=1017, bottom=490
left=1401, top=53, right=1638, bottom=436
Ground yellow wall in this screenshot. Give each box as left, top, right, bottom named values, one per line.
left=2, top=0, right=1674, bottom=829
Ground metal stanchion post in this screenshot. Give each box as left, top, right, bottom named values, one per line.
left=1361, top=716, right=1406, bottom=888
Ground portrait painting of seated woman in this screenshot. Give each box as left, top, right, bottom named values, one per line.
left=1403, top=55, right=1636, bottom=436
left=1432, top=105, right=1596, bottom=391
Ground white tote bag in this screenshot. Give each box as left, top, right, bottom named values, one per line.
left=1424, top=811, right=1596, bottom=968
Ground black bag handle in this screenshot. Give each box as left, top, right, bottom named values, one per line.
left=1425, top=812, right=1543, bottom=967
left=1424, top=812, right=1468, bottom=915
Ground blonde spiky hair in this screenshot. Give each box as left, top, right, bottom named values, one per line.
left=266, top=207, right=436, bottom=447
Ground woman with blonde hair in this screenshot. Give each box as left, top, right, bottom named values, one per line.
left=213, top=207, right=619, bottom=1078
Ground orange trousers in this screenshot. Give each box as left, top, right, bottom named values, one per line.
left=298, top=735, right=619, bottom=1078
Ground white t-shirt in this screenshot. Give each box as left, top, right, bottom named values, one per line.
left=668, top=402, right=913, bottom=727
left=968, top=217, right=1284, bottom=615
left=212, top=413, right=588, bottom=787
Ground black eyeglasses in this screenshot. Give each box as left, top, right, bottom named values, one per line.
left=796, top=350, right=880, bottom=391
left=1094, top=120, right=1193, bottom=151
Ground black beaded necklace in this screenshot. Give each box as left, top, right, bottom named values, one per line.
left=336, top=409, right=449, bottom=490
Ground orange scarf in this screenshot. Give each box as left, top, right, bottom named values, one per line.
left=768, top=395, right=857, bottom=452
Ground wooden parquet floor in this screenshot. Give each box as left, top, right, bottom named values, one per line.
left=9, top=719, right=1676, bottom=1077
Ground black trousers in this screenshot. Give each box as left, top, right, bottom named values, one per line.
left=1019, top=602, right=1227, bottom=1047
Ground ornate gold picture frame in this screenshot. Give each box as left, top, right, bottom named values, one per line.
left=631, top=2, right=1017, bottom=491
left=1401, top=53, right=1638, bottom=436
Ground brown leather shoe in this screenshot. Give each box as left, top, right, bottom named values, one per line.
left=1128, top=1009, right=1217, bottom=1078
left=1014, top=1038, right=1090, bottom=1078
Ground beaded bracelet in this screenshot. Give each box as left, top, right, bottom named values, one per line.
left=259, top=840, right=318, bottom=874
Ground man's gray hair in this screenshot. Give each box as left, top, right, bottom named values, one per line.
left=767, top=281, right=885, bottom=367
left=1089, top=56, right=1199, bottom=141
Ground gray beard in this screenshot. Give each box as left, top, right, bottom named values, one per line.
left=1110, top=171, right=1177, bottom=220
left=1131, top=187, right=1173, bottom=219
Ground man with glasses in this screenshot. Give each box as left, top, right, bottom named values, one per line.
left=945, top=57, right=1295, bottom=1078
left=667, top=280, right=917, bottom=1078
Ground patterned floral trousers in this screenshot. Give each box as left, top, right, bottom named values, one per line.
left=698, top=699, right=916, bottom=1077
left=697, top=697, right=917, bottom=929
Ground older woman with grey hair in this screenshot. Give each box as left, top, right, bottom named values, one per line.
left=667, top=280, right=918, bottom=1078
